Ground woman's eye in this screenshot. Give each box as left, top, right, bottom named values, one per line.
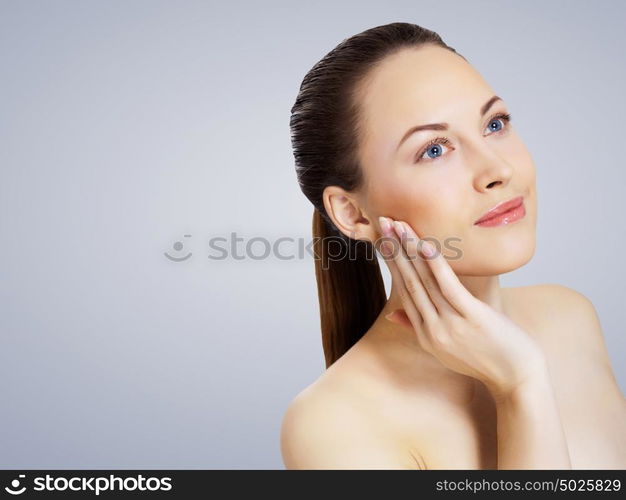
left=484, top=113, right=512, bottom=135
left=414, top=113, right=511, bottom=164
left=423, top=143, right=448, bottom=160
left=486, top=117, right=505, bottom=133
left=415, top=137, right=451, bottom=163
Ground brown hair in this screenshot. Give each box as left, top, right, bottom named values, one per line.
left=289, top=22, right=463, bottom=368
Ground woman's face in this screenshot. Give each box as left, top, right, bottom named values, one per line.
left=353, top=44, right=537, bottom=275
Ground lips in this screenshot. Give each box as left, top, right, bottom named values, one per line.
left=474, top=195, right=524, bottom=225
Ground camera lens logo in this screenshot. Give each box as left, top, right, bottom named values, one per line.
left=5, top=475, right=26, bottom=495
left=164, top=234, right=192, bottom=261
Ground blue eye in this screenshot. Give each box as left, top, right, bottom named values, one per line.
left=484, top=113, right=512, bottom=134
left=424, top=142, right=448, bottom=159
left=414, top=137, right=452, bottom=163
left=487, top=117, right=504, bottom=132
left=414, top=112, right=513, bottom=164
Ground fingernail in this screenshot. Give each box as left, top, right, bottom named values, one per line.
left=421, top=240, right=435, bottom=257
left=379, top=216, right=391, bottom=234
left=393, top=221, right=406, bottom=239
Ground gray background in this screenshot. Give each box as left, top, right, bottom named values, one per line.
left=1, top=0, right=624, bottom=469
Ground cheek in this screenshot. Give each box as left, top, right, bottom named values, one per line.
left=368, top=171, right=462, bottom=235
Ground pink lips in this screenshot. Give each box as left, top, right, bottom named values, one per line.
left=474, top=195, right=525, bottom=227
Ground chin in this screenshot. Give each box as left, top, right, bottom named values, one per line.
left=449, top=230, right=536, bottom=276
left=491, top=243, right=535, bottom=274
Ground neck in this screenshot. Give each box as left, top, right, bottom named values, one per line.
left=382, top=273, right=503, bottom=318
left=363, top=273, right=505, bottom=382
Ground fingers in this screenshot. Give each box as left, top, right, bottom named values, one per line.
left=397, top=219, right=477, bottom=318
left=378, top=237, right=423, bottom=328
left=378, top=237, right=434, bottom=353
left=389, top=219, right=459, bottom=317
left=378, top=218, right=439, bottom=327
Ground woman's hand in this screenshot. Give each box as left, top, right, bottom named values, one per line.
left=377, top=216, right=547, bottom=400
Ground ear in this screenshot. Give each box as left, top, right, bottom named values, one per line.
left=322, top=186, right=376, bottom=242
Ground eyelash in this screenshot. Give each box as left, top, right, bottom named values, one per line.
left=414, top=112, right=512, bottom=164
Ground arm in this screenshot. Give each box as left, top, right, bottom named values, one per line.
left=493, top=283, right=626, bottom=469
left=540, top=284, right=626, bottom=466
left=490, top=361, right=571, bottom=470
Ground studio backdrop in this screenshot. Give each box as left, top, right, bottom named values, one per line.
left=1, top=0, right=624, bottom=469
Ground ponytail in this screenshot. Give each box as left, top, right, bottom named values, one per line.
left=312, top=208, right=387, bottom=368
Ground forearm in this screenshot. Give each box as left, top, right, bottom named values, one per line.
left=491, top=364, right=572, bottom=470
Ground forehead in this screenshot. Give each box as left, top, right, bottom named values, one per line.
left=356, top=45, right=496, bottom=152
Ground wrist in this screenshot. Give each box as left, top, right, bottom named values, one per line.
left=489, top=359, right=552, bottom=405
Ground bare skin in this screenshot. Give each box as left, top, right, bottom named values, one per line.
left=281, top=284, right=626, bottom=469
left=280, top=44, right=626, bottom=469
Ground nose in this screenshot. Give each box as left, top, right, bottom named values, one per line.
left=470, top=144, right=514, bottom=192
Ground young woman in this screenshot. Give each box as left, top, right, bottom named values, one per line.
left=280, top=22, right=626, bottom=469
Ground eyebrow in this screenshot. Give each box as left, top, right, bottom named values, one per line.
left=396, top=95, right=503, bottom=152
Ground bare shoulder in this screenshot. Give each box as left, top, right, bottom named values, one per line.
left=503, top=282, right=595, bottom=309
left=504, top=283, right=604, bottom=341
left=279, top=373, right=421, bottom=470
left=504, top=283, right=623, bottom=397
